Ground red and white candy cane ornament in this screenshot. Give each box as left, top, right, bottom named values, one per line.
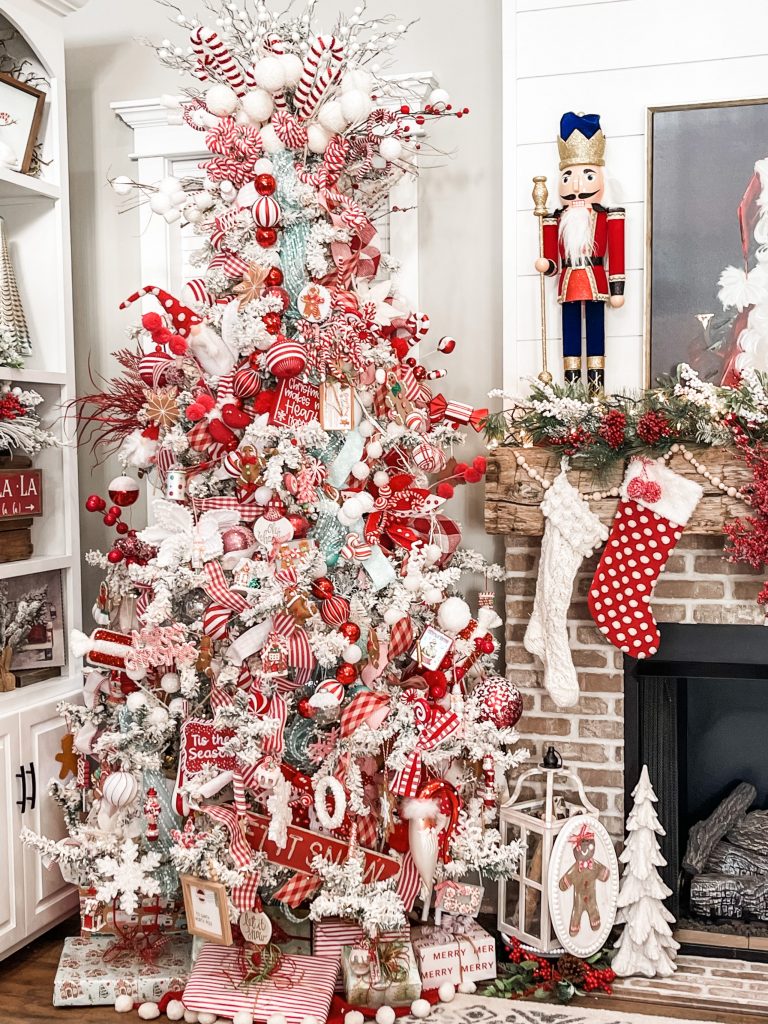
left=294, top=35, right=344, bottom=120
left=190, top=26, right=246, bottom=97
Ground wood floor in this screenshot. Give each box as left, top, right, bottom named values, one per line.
left=2, top=917, right=768, bottom=1024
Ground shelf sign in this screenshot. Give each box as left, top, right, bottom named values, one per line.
left=0, top=468, right=43, bottom=520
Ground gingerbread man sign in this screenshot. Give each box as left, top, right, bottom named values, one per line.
left=558, top=823, right=610, bottom=935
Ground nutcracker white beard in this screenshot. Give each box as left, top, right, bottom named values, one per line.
left=560, top=204, right=594, bottom=264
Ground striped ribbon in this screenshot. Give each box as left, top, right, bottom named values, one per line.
left=210, top=209, right=243, bottom=251
left=202, top=560, right=251, bottom=640
left=272, top=610, right=316, bottom=686
left=190, top=26, right=247, bottom=95
left=395, top=851, right=422, bottom=913
left=202, top=802, right=252, bottom=866
left=262, top=692, right=288, bottom=755
left=390, top=710, right=461, bottom=798
left=209, top=250, right=251, bottom=279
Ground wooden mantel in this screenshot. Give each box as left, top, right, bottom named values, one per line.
left=485, top=447, right=752, bottom=537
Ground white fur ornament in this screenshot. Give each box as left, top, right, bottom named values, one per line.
left=166, top=1001, right=186, bottom=1021
left=340, top=89, right=372, bottom=124
left=260, top=124, right=285, bottom=154
left=205, top=84, right=239, bottom=116
left=344, top=1013, right=364, bottom=1024
left=254, top=57, right=286, bottom=92
left=138, top=1002, right=160, bottom=1020
left=410, top=1000, right=432, bottom=1019
left=114, top=995, right=134, bottom=1013
left=183, top=1012, right=199, bottom=1023
left=242, top=89, right=274, bottom=123
left=375, top=1009, right=396, bottom=1024
left=318, top=100, right=348, bottom=133
left=279, top=53, right=304, bottom=87
left=437, top=596, right=472, bottom=634
left=198, top=1015, right=217, bottom=1024
left=307, top=124, right=331, bottom=154
left=457, top=981, right=476, bottom=994
left=438, top=983, right=456, bottom=1002
left=341, top=68, right=373, bottom=93
left=232, top=1013, right=254, bottom=1024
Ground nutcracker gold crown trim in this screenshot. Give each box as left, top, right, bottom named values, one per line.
left=557, top=111, right=606, bottom=170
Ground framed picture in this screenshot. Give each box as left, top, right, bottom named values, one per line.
left=547, top=814, right=620, bottom=958
left=6, top=569, right=65, bottom=672
left=0, top=73, right=45, bottom=174
left=180, top=874, right=233, bottom=946
left=646, top=98, right=768, bottom=386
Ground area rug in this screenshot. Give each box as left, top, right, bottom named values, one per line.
left=427, top=993, right=721, bottom=1024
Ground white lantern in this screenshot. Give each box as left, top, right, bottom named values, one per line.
left=497, top=746, right=599, bottom=954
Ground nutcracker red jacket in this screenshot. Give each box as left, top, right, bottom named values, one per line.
left=541, top=204, right=625, bottom=304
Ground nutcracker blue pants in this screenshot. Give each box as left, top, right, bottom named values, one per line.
left=561, top=300, right=605, bottom=359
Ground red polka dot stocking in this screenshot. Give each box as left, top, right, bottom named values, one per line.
left=587, top=458, right=702, bottom=659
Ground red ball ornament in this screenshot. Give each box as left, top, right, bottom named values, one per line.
left=255, top=173, right=276, bottom=196
left=428, top=681, right=448, bottom=701
left=85, top=494, right=106, bottom=513
left=472, top=675, right=523, bottom=729
left=339, top=621, right=361, bottom=643
left=116, top=521, right=130, bottom=535
left=287, top=514, right=310, bottom=539
left=108, top=506, right=122, bottom=518
left=256, top=226, right=278, bottom=248
left=264, top=338, right=307, bottom=379
left=335, top=663, right=357, bottom=685
left=297, top=698, right=316, bottom=719
left=107, top=548, right=124, bottom=564
left=311, top=577, right=335, bottom=599
left=266, top=267, right=284, bottom=287
left=103, top=513, right=117, bottom=526
left=262, top=312, right=282, bottom=335
left=320, top=594, right=351, bottom=627
left=108, top=475, right=140, bottom=507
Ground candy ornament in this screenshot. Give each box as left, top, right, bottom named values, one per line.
left=97, top=770, right=139, bottom=831
left=471, top=674, right=523, bottom=728
left=108, top=475, right=140, bottom=507
left=252, top=195, right=281, bottom=227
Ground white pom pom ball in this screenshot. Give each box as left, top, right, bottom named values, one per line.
left=307, top=124, right=331, bottom=154
left=438, top=983, right=456, bottom=1002
left=375, top=1008, right=396, bottom=1024
left=112, top=175, right=134, bottom=196
left=166, top=1001, right=186, bottom=1021
left=344, top=1013, right=364, bottom=1024
left=149, top=193, right=172, bottom=215
left=238, top=182, right=258, bottom=206
left=158, top=175, right=180, bottom=194
left=437, top=596, right=472, bottom=634
left=318, top=100, right=349, bottom=134
left=424, top=587, right=443, bottom=605
left=403, top=575, right=421, bottom=593
left=160, top=672, right=181, bottom=693
left=342, top=496, right=363, bottom=520
left=357, top=419, right=375, bottom=438
left=429, top=88, right=450, bottom=108
left=254, top=57, right=286, bottom=92
left=300, top=1017, right=319, bottom=1024
left=185, top=206, right=203, bottom=225
left=125, top=665, right=147, bottom=682
left=126, top=691, right=147, bottom=711
left=383, top=606, right=404, bottom=626
left=457, top=980, right=476, bottom=994
left=422, top=543, right=443, bottom=566
left=254, top=486, right=274, bottom=505
left=169, top=698, right=186, bottom=717
left=206, top=84, right=239, bottom=116
left=163, top=209, right=181, bottom=225
left=351, top=461, right=370, bottom=480
left=279, top=53, right=304, bottom=87
left=375, top=367, right=387, bottom=384
left=342, top=68, right=373, bottom=93
left=138, top=1002, right=161, bottom=1020
left=115, top=995, right=134, bottom=1013
left=198, top=1015, right=217, bottom=1024
left=340, top=89, right=373, bottom=124
left=195, top=191, right=215, bottom=211
left=254, top=158, right=274, bottom=175
left=373, top=471, right=390, bottom=487
left=379, top=137, right=402, bottom=162
left=170, top=189, right=188, bottom=208
left=343, top=644, right=362, bottom=664
left=148, top=705, right=169, bottom=727
left=233, top=1013, right=253, bottom=1024
left=355, top=491, right=375, bottom=513
left=184, top=1012, right=199, bottom=1023
left=260, top=124, right=285, bottom=153
left=367, top=440, right=383, bottom=458
left=410, top=1000, right=431, bottom=1019
left=242, top=89, right=274, bottom=123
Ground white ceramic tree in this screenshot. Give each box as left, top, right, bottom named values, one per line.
left=612, top=765, right=679, bottom=978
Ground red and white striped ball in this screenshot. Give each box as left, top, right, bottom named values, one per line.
left=233, top=363, right=262, bottom=398
left=472, top=675, right=522, bottom=729
left=320, top=594, right=351, bottom=627
left=138, top=351, right=172, bottom=386
left=437, top=336, right=457, bottom=354
left=252, top=195, right=281, bottom=228
left=405, top=409, right=429, bottom=434
left=412, top=440, right=447, bottom=473
left=264, top=339, right=307, bottom=379
left=310, top=678, right=345, bottom=707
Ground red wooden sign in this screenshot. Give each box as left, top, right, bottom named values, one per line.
left=0, top=467, right=42, bottom=520
left=246, top=812, right=401, bottom=884
left=270, top=378, right=320, bottom=428
left=175, top=719, right=237, bottom=814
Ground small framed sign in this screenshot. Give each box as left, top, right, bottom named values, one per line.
left=180, top=875, right=233, bottom=946
left=413, top=625, right=453, bottom=672
left=0, top=466, right=42, bottom=520
left=0, top=74, right=45, bottom=175
left=319, top=380, right=355, bottom=431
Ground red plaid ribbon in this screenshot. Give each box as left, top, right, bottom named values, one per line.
left=273, top=871, right=321, bottom=908
left=209, top=250, right=251, bottom=279
left=390, top=710, right=460, bottom=797
left=340, top=689, right=391, bottom=739
left=202, top=803, right=252, bottom=867
left=387, top=616, right=413, bottom=660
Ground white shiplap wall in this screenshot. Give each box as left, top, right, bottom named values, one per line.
left=503, top=0, right=768, bottom=394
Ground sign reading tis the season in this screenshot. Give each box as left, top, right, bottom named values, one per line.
left=270, top=378, right=320, bottom=428
left=0, top=468, right=42, bottom=520
left=246, top=812, right=401, bottom=884
left=174, top=719, right=237, bottom=814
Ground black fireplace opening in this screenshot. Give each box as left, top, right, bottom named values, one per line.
left=624, top=623, right=768, bottom=957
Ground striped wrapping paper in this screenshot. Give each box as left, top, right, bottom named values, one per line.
left=312, top=919, right=411, bottom=992
left=182, top=946, right=339, bottom=1024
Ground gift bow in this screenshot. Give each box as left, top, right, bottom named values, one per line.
left=390, top=710, right=460, bottom=797
left=428, top=394, right=488, bottom=431
left=272, top=610, right=316, bottom=686
left=202, top=560, right=251, bottom=640
left=341, top=532, right=373, bottom=560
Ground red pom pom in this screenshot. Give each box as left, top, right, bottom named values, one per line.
left=141, top=312, right=163, bottom=333
left=436, top=482, right=454, bottom=499
left=153, top=327, right=174, bottom=346
left=391, top=337, right=409, bottom=361
left=253, top=390, right=276, bottom=414
left=168, top=335, right=187, bottom=356
left=473, top=455, right=487, bottom=474
left=186, top=402, right=205, bottom=421
left=464, top=467, right=482, bottom=484
left=454, top=462, right=469, bottom=475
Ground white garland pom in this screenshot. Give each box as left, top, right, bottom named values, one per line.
left=205, top=84, right=239, bottom=116
left=340, top=89, right=373, bottom=124
left=307, top=124, right=332, bottom=154
left=242, top=89, right=274, bottom=123
left=314, top=775, right=346, bottom=831
left=115, top=995, right=134, bottom=1013
left=253, top=57, right=286, bottom=92
left=410, top=1000, right=431, bottom=1019
left=138, top=1002, right=160, bottom=1020
left=166, top=1001, right=186, bottom=1021
left=318, top=100, right=349, bottom=134
left=233, top=1012, right=254, bottom=1024
left=280, top=53, right=304, bottom=87
left=438, top=983, right=456, bottom=1002
left=375, top=1009, right=396, bottom=1024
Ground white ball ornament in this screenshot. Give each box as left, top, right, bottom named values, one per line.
left=318, top=100, right=349, bottom=134
left=424, top=587, right=443, bottom=605
left=367, top=440, right=383, bottom=458
left=254, top=486, right=274, bottom=505
left=457, top=981, right=476, bottom=994
left=342, top=496, right=363, bottom=520
left=383, top=607, right=404, bottom=626
left=148, top=705, right=169, bottom=727
left=355, top=491, right=375, bottom=513
left=138, top=1002, right=161, bottom=1020
left=237, top=182, right=258, bottom=206
left=379, top=137, right=402, bottom=162
left=242, top=88, right=274, bottom=123
left=344, top=1013, right=364, bottom=1024
left=340, top=89, right=373, bottom=124
left=429, top=87, right=450, bottom=109
left=373, top=470, right=390, bottom=487
left=403, top=575, right=421, bottom=593
left=166, top=1002, right=186, bottom=1022
left=112, top=175, right=134, bottom=196
left=126, top=691, right=148, bottom=711
left=115, top=995, right=134, bottom=1013
left=184, top=1012, right=200, bottom=1023
left=351, top=461, right=370, bottom=480
left=169, top=698, right=186, bottom=717
left=279, top=53, right=304, bottom=87
left=307, top=123, right=331, bottom=154
left=254, top=56, right=286, bottom=92
left=195, top=191, right=215, bottom=211
left=158, top=175, right=181, bottom=194
left=205, top=84, right=239, bottom=116
left=198, top=1015, right=217, bottom=1024
left=170, top=189, right=188, bottom=208
left=375, top=1009, right=396, bottom=1024
left=343, top=644, right=362, bottom=664
left=161, top=672, right=181, bottom=694
left=260, top=124, right=285, bottom=153
left=254, top=157, right=274, bottom=175
left=422, top=543, right=443, bottom=566
left=438, top=983, right=456, bottom=1003
left=410, top=1000, right=431, bottom=1019
left=232, top=1013, right=254, bottom=1024
left=357, top=420, right=374, bottom=438
left=149, top=192, right=172, bottom=215
left=342, top=68, right=373, bottom=93
left=437, top=596, right=472, bottom=634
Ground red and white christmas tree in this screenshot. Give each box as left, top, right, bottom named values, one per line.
left=612, top=765, right=679, bottom=978
left=24, top=0, right=527, bottom=949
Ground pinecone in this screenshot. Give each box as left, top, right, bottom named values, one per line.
left=555, top=953, right=587, bottom=984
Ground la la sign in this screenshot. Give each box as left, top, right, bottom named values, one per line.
left=0, top=468, right=43, bottom=519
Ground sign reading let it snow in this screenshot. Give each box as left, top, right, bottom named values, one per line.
left=0, top=468, right=43, bottom=519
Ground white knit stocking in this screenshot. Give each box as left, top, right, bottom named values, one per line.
left=525, top=468, right=608, bottom=708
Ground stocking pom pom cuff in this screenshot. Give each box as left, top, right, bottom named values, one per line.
left=621, top=457, right=703, bottom=526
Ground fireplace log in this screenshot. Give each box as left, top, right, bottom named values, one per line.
left=485, top=447, right=752, bottom=537
left=683, top=782, right=757, bottom=875
left=690, top=873, right=768, bottom=922
left=707, top=840, right=768, bottom=878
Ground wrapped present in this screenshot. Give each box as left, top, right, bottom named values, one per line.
left=411, top=917, right=497, bottom=989
left=341, top=938, right=421, bottom=1009
left=53, top=934, right=192, bottom=1007
left=265, top=906, right=311, bottom=955
left=182, top=944, right=338, bottom=1024
left=79, top=888, right=186, bottom=937
left=312, top=917, right=409, bottom=992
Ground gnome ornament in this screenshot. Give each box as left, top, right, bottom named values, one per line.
left=534, top=112, right=626, bottom=395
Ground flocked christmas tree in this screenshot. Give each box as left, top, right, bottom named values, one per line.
left=23, top=0, right=527, bottom=949
left=612, top=765, right=679, bottom=978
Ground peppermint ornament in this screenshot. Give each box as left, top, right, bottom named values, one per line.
left=472, top=675, right=523, bottom=728
left=588, top=458, right=702, bottom=659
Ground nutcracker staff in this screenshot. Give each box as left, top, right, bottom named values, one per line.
left=534, top=112, right=625, bottom=395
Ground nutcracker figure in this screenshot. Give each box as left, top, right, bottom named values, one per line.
left=534, top=112, right=625, bottom=395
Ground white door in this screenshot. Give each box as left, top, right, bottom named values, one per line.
left=19, top=688, right=81, bottom=933
left=0, top=710, right=25, bottom=955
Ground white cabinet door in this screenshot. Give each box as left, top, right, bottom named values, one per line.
left=0, top=711, right=25, bottom=956
left=19, top=688, right=81, bottom=933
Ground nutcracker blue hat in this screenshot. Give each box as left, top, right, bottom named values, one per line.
left=557, top=111, right=606, bottom=170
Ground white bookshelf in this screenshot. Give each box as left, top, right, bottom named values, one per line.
left=0, top=0, right=87, bottom=960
